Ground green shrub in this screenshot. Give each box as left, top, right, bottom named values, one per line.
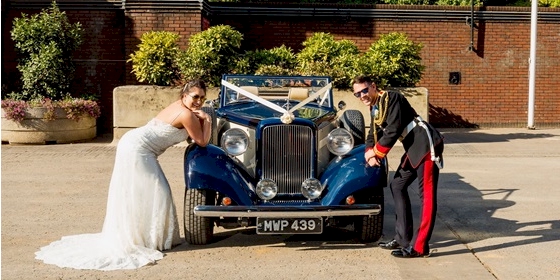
left=10, top=1, right=82, bottom=101
left=128, top=31, right=181, bottom=86
left=296, top=33, right=358, bottom=69
left=178, top=25, right=243, bottom=87
left=255, top=65, right=296, bottom=76
left=174, top=26, right=425, bottom=90
left=330, top=53, right=362, bottom=88
left=296, top=32, right=360, bottom=88
left=383, top=0, right=435, bottom=4
left=235, top=45, right=297, bottom=75
left=436, top=0, right=482, bottom=5
left=539, top=0, right=560, bottom=7
left=207, top=0, right=549, bottom=5
left=360, top=32, right=424, bottom=88
left=5, top=2, right=100, bottom=123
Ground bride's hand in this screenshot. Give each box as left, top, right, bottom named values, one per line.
left=192, top=110, right=211, bottom=123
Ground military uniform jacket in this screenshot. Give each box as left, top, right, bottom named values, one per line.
left=366, top=90, right=444, bottom=168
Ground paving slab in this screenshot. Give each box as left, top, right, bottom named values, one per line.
left=424, top=128, right=560, bottom=280
left=2, top=128, right=559, bottom=279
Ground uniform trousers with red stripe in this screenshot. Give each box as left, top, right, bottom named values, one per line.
left=390, top=153, right=439, bottom=255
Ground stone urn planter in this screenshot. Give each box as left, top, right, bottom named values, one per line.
left=1, top=107, right=96, bottom=144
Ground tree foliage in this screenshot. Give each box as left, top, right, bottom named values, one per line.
left=131, top=26, right=424, bottom=90
left=177, top=25, right=243, bottom=87
left=296, top=33, right=360, bottom=88
left=128, top=31, right=181, bottom=86
left=235, top=45, right=297, bottom=75
left=360, top=32, right=424, bottom=88
left=207, top=0, right=554, bottom=5
left=10, top=1, right=82, bottom=101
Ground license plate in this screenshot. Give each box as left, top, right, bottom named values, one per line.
left=256, top=218, right=323, bottom=234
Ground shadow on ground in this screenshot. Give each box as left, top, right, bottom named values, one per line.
left=441, top=130, right=556, bottom=144
left=433, top=172, right=559, bottom=256
left=172, top=170, right=559, bottom=260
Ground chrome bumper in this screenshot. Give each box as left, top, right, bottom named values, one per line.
left=194, top=204, right=381, bottom=218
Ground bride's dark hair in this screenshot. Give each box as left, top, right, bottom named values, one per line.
left=181, top=79, right=206, bottom=96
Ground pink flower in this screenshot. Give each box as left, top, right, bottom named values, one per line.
left=1, top=98, right=100, bottom=122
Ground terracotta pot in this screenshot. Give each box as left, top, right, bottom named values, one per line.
left=1, top=107, right=96, bottom=144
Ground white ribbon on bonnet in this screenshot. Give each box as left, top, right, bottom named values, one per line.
left=221, top=80, right=332, bottom=124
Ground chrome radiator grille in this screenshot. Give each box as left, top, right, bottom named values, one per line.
left=261, top=125, right=314, bottom=194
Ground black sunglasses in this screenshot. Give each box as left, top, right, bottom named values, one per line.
left=353, top=87, right=369, bottom=98
left=189, top=94, right=207, bottom=102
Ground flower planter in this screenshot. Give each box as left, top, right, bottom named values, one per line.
left=1, top=107, right=96, bottom=144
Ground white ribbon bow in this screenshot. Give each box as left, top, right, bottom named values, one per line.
left=221, top=80, right=332, bottom=124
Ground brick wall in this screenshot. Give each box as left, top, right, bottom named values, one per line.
left=124, top=10, right=203, bottom=84
left=2, top=2, right=559, bottom=133
left=217, top=14, right=560, bottom=128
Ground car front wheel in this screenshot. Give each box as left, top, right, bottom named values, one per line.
left=356, top=194, right=384, bottom=243
left=184, top=188, right=215, bottom=245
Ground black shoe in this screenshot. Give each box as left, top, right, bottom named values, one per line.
left=391, top=246, right=428, bottom=258
left=378, top=239, right=401, bottom=250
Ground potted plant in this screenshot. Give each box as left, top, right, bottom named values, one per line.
left=1, top=1, right=101, bottom=144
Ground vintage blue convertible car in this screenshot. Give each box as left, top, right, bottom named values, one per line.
left=183, top=75, right=387, bottom=245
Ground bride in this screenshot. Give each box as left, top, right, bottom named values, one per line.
left=35, top=79, right=212, bottom=270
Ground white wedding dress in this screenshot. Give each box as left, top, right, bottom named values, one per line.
left=36, top=118, right=188, bottom=270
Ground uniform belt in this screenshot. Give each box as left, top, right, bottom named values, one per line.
left=400, top=116, right=443, bottom=169
left=400, top=116, right=424, bottom=140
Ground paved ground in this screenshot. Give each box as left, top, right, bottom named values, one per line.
left=2, top=128, right=560, bottom=279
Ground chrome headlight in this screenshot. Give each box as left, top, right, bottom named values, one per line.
left=256, top=178, right=278, bottom=201
left=301, top=178, right=323, bottom=200
left=221, top=128, right=249, bottom=156
left=327, top=128, right=354, bottom=156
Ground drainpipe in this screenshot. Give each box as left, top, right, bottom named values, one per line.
left=469, top=0, right=474, bottom=51
left=528, top=0, right=537, bottom=129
